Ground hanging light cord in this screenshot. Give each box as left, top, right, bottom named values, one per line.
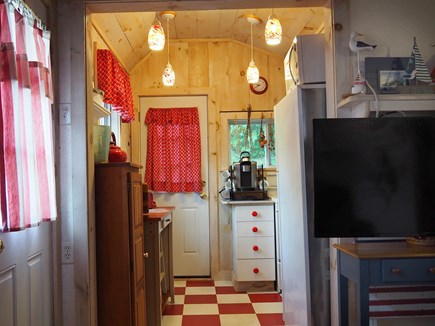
left=250, top=22, right=254, bottom=62
left=167, top=18, right=170, bottom=64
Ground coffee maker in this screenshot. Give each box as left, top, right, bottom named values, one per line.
left=232, top=151, right=257, bottom=190
left=229, top=151, right=267, bottom=201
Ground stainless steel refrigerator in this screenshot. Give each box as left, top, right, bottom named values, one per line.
left=274, top=34, right=330, bottom=326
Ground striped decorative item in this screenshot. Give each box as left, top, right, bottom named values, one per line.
left=370, top=285, right=435, bottom=318
left=1, top=0, right=56, bottom=232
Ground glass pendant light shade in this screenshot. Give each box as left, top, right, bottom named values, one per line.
left=246, top=15, right=261, bottom=84
left=265, top=14, right=282, bottom=45
left=161, top=11, right=176, bottom=87
left=162, top=63, right=175, bottom=86
left=247, top=60, right=259, bottom=84
left=148, top=19, right=165, bottom=51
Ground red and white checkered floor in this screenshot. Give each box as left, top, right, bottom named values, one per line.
left=162, top=279, right=284, bottom=326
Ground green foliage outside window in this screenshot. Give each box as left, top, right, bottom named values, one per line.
left=229, top=119, right=276, bottom=167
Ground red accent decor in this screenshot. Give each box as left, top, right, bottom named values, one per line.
left=253, top=245, right=259, bottom=251
left=253, top=268, right=259, bottom=273
left=252, top=211, right=258, bottom=217
left=252, top=226, right=258, bottom=233
left=1, top=3, right=57, bottom=232
left=97, top=49, right=134, bottom=122
left=145, top=107, right=202, bottom=192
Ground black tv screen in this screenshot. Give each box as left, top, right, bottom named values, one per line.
left=313, top=117, right=435, bottom=238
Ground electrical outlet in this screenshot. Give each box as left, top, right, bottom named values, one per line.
left=62, top=241, right=73, bottom=264
left=59, top=104, right=71, bottom=125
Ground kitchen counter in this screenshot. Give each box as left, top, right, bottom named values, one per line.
left=221, top=199, right=276, bottom=205
left=144, top=206, right=175, bottom=220
left=143, top=206, right=175, bottom=326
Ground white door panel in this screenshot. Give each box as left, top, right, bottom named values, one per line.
left=0, top=222, right=53, bottom=326
left=140, top=96, right=210, bottom=277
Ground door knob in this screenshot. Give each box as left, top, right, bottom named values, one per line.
left=0, top=239, right=4, bottom=255
left=200, top=192, right=208, bottom=200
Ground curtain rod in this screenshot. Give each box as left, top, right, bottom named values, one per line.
left=219, top=110, right=274, bottom=113
left=7, top=0, right=49, bottom=31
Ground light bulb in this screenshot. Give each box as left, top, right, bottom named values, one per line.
left=148, top=20, right=165, bottom=51
left=247, top=60, right=259, bottom=84
left=265, top=14, right=282, bottom=45
left=162, top=63, right=175, bottom=86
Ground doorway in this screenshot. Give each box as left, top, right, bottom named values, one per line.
left=140, top=96, right=210, bottom=276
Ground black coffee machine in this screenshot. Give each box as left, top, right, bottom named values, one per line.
left=232, top=151, right=257, bottom=190
left=229, top=151, right=267, bottom=200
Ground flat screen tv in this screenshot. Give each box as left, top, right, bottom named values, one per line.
left=313, top=117, right=435, bottom=238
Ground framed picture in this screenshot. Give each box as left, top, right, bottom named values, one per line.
left=365, top=57, right=411, bottom=94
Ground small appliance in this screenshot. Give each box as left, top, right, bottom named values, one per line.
left=228, top=151, right=267, bottom=201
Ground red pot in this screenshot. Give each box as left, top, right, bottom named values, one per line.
left=108, top=132, right=127, bottom=163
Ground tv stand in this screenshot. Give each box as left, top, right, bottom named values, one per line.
left=407, top=237, right=435, bottom=246
left=334, top=242, right=435, bottom=325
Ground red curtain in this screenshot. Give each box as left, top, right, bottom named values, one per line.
left=96, top=49, right=134, bottom=123
left=0, top=0, right=56, bottom=232
left=145, top=107, right=202, bottom=192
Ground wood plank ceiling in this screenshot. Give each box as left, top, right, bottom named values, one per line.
left=92, top=7, right=325, bottom=72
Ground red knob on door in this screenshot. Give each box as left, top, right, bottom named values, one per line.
left=253, top=268, right=259, bottom=273
left=253, top=245, right=259, bottom=251
left=252, top=211, right=258, bottom=217
left=252, top=226, right=258, bottom=233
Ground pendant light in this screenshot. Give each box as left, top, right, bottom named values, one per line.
left=246, top=15, right=261, bottom=84
left=148, top=13, right=165, bottom=51
left=265, top=13, right=282, bottom=45
left=161, top=11, right=176, bottom=87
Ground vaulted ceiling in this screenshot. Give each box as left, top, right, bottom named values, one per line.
left=91, top=5, right=326, bottom=72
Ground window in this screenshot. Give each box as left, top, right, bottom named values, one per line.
left=228, top=118, right=276, bottom=167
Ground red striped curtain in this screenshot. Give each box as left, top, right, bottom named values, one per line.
left=96, top=49, right=134, bottom=123
left=145, top=107, right=202, bottom=192
left=0, top=0, right=56, bottom=232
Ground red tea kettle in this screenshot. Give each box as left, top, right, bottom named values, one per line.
left=108, top=132, right=127, bottom=163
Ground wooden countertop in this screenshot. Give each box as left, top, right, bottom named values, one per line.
left=143, top=206, right=175, bottom=220
left=334, top=241, right=435, bottom=259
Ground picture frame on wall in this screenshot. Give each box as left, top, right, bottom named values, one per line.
left=365, top=57, right=412, bottom=94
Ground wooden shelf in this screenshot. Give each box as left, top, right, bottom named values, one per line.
left=337, top=93, right=435, bottom=111
left=93, top=101, right=110, bottom=122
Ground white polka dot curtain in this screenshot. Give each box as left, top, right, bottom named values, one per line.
left=0, top=0, right=57, bottom=231
left=144, top=107, right=202, bottom=192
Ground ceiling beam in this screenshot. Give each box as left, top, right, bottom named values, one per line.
left=86, top=0, right=326, bottom=13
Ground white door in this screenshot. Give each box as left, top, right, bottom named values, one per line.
left=140, top=96, right=210, bottom=277
left=0, top=223, right=53, bottom=325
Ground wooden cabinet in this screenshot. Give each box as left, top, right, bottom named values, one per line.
left=95, top=163, right=146, bottom=326
left=143, top=207, right=175, bottom=326
left=230, top=202, right=276, bottom=291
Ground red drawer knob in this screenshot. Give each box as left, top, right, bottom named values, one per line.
left=253, top=268, right=259, bottom=273
left=252, top=226, right=258, bottom=233
left=253, top=245, right=259, bottom=251
left=252, top=211, right=258, bottom=217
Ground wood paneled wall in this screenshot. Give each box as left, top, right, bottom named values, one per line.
left=129, top=39, right=286, bottom=164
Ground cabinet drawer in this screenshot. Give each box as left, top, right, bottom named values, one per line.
left=382, top=258, right=435, bottom=283
left=235, top=259, right=275, bottom=281
left=236, top=221, right=274, bottom=237
left=236, top=237, right=275, bottom=259
left=234, top=205, right=274, bottom=222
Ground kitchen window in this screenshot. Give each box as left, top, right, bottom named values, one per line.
left=228, top=118, right=276, bottom=167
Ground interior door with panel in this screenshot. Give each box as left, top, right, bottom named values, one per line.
left=140, top=96, right=210, bottom=277
left=0, top=223, right=53, bottom=326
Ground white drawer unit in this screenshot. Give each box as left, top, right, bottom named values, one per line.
left=232, top=203, right=276, bottom=283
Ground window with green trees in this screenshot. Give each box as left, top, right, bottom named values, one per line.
left=228, top=119, right=276, bottom=167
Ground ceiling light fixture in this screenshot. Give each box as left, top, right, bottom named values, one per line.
left=161, top=11, right=176, bottom=87
left=265, top=12, right=282, bottom=45
left=246, top=14, right=261, bottom=84
left=148, top=13, right=165, bottom=51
